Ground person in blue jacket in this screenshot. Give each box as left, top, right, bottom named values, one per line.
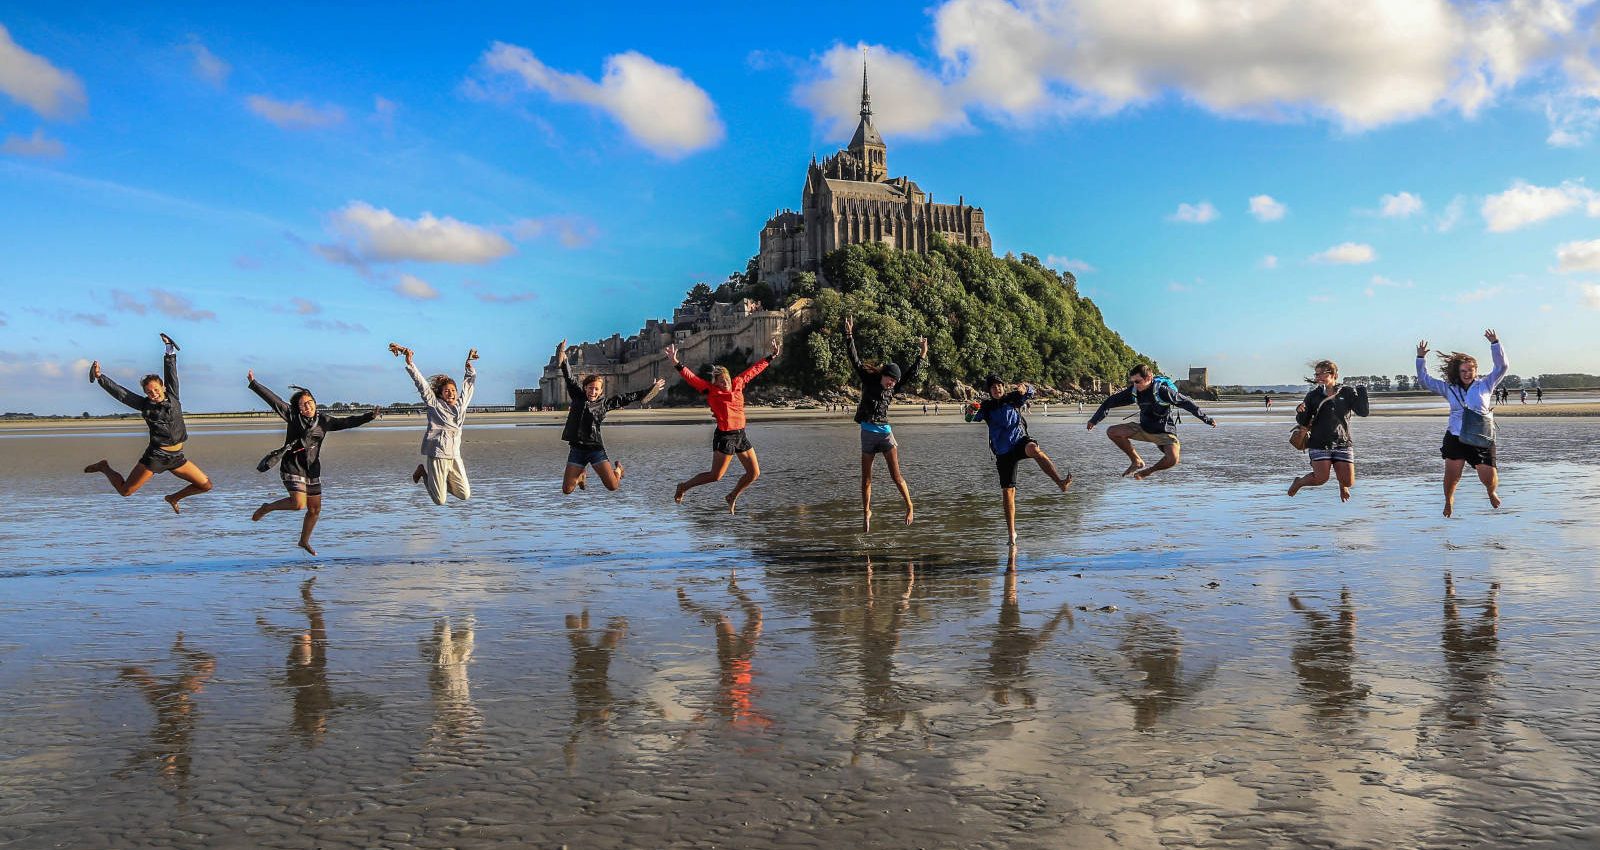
left=1087, top=364, right=1215, bottom=480
left=966, top=375, right=1071, bottom=546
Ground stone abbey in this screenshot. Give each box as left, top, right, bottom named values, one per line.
left=757, top=60, right=992, bottom=289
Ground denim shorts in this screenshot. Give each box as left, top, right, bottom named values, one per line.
left=566, top=445, right=609, bottom=468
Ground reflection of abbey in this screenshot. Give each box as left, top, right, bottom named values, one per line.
left=521, top=62, right=993, bottom=409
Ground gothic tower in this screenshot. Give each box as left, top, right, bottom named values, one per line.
left=847, top=56, right=887, bottom=183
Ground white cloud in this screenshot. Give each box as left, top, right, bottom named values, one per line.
left=795, top=43, right=969, bottom=139
left=110, top=288, right=217, bottom=321
left=1248, top=195, right=1286, bottom=222
left=1379, top=192, right=1425, bottom=218
left=322, top=202, right=513, bottom=265
left=306, top=318, right=368, bottom=334
left=477, top=43, right=723, bottom=158
left=1482, top=179, right=1600, bottom=232
left=394, top=274, right=440, bottom=301
left=1369, top=274, right=1414, bottom=289
left=1, top=128, right=64, bottom=158
left=1581, top=282, right=1600, bottom=308
left=1556, top=238, right=1600, bottom=272
left=1259, top=254, right=1278, bottom=270
left=1168, top=201, right=1218, bottom=224
left=510, top=215, right=599, bottom=249
left=1045, top=254, right=1095, bottom=274
left=185, top=40, right=230, bottom=87
left=246, top=95, right=345, bottom=129
left=1436, top=195, right=1466, bottom=232
left=1310, top=242, right=1376, bottom=264
left=0, top=23, right=87, bottom=119
left=1447, top=285, right=1504, bottom=304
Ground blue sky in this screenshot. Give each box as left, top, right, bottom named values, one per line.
left=4, top=1, right=1600, bottom=414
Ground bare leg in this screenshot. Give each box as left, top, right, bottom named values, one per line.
left=1002, top=487, right=1017, bottom=547
left=592, top=460, right=623, bottom=491
left=884, top=446, right=914, bottom=525
left=677, top=452, right=734, bottom=503
left=860, top=452, right=875, bottom=532
left=1442, top=458, right=1465, bottom=517
left=298, top=495, right=322, bottom=555
left=85, top=461, right=155, bottom=497
left=725, top=450, right=760, bottom=513
left=253, top=491, right=306, bottom=522
left=561, top=464, right=585, bottom=495
left=164, top=462, right=214, bottom=513
left=1334, top=461, right=1355, bottom=502
left=1105, top=424, right=1143, bottom=477
left=1133, top=444, right=1181, bottom=480
left=1025, top=443, right=1071, bottom=491
left=1288, top=459, right=1332, bottom=497
left=1476, top=463, right=1500, bottom=509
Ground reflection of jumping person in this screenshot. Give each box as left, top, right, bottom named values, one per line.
left=843, top=317, right=926, bottom=531
left=256, top=578, right=334, bottom=747
left=420, top=617, right=481, bottom=754
left=563, top=610, right=628, bottom=769
left=986, top=551, right=1073, bottom=706
left=390, top=343, right=476, bottom=505
left=84, top=333, right=213, bottom=513
left=118, top=632, right=215, bottom=790
left=966, top=376, right=1071, bottom=546
left=1087, top=363, right=1216, bottom=479
left=678, top=578, right=770, bottom=731
left=1414, top=330, right=1507, bottom=517
left=1440, top=572, right=1500, bottom=727
left=555, top=339, right=664, bottom=494
left=1288, top=589, right=1368, bottom=718
left=666, top=338, right=780, bottom=513
left=1287, top=360, right=1369, bottom=502
left=247, top=372, right=380, bottom=555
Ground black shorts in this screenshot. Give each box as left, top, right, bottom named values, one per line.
left=713, top=428, right=753, bottom=456
left=1441, top=433, right=1496, bottom=468
left=138, top=445, right=189, bottom=474
left=994, top=439, right=1037, bottom=489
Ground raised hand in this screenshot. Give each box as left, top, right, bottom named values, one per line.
left=652, top=378, right=667, bottom=391
left=843, top=316, right=854, bottom=335
left=1416, top=340, right=1430, bottom=358
left=388, top=343, right=414, bottom=365
left=466, top=347, right=479, bottom=363
left=246, top=369, right=254, bottom=383
left=556, top=339, right=568, bottom=363
left=918, top=337, right=929, bottom=359
left=89, top=360, right=101, bottom=382
left=769, top=337, right=782, bottom=359
left=1484, top=328, right=1499, bottom=344
left=664, top=343, right=679, bottom=363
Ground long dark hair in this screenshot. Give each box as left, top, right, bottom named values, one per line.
left=1436, top=351, right=1478, bottom=389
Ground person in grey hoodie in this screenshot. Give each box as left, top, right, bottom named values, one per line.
left=390, top=343, right=477, bottom=505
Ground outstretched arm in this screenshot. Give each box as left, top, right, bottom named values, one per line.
left=93, top=362, right=144, bottom=410
left=458, top=356, right=477, bottom=410
left=666, top=344, right=711, bottom=393
left=609, top=378, right=666, bottom=411
left=404, top=360, right=436, bottom=406
left=247, top=373, right=292, bottom=420
left=1483, top=330, right=1508, bottom=387
left=1087, top=387, right=1134, bottom=428
left=325, top=408, right=379, bottom=431
left=162, top=348, right=180, bottom=401
left=1164, top=385, right=1215, bottom=426
left=1413, top=340, right=1447, bottom=396
left=898, top=338, right=928, bottom=391
left=843, top=318, right=865, bottom=373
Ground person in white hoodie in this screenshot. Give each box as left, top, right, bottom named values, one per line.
left=390, top=343, right=477, bottom=505
left=1414, top=329, right=1506, bottom=518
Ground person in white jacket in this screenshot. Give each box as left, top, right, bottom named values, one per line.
left=1414, top=329, right=1506, bottom=517
left=390, top=343, right=477, bottom=505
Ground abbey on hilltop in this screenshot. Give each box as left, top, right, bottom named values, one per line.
left=756, top=60, right=992, bottom=290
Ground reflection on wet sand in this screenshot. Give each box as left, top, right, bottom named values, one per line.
left=1092, top=614, right=1218, bottom=731
left=677, top=578, right=770, bottom=732
left=256, top=578, right=335, bottom=747
left=117, top=632, right=215, bottom=792
left=564, top=609, right=627, bottom=769
left=985, top=551, right=1074, bottom=707
left=417, top=616, right=481, bottom=767
left=1288, top=588, right=1369, bottom=719
left=1440, top=572, right=1500, bottom=728
left=849, top=559, right=929, bottom=761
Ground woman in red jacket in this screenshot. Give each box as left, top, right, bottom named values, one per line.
left=665, top=338, right=780, bottom=513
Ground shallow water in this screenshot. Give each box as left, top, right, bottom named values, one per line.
left=3, top=412, right=1600, bottom=849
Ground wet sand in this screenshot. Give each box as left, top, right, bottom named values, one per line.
left=4, top=416, right=1600, bottom=848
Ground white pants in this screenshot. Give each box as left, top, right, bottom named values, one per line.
left=424, top=456, right=470, bottom=505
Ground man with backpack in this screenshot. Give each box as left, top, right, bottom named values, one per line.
left=1087, top=364, right=1216, bottom=480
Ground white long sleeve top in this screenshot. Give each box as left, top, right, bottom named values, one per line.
left=1414, top=341, right=1507, bottom=436
left=406, top=361, right=475, bottom=459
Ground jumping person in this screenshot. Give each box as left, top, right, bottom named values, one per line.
left=84, top=333, right=213, bottom=513
left=555, top=339, right=665, bottom=494
left=246, top=371, right=380, bottom=555
left=1414, top=330, right=1507, bottom=517
left=843, top=316, right=927, bottom=531
left=1086, top=364, right=1216, bottom=480
left=390, top=343, right=477, bottom=505
left=665, top=338, right=780, bottom=513
left=966, top=376, right=1071, bottom=546
left=1287, top=360, right=1369, bottom=502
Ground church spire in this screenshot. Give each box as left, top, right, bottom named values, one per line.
left=848, top=47, right=887, bottom=182
left=860, top=49, right=872, bottom=119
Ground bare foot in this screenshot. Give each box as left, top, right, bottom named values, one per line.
left=1007, top=532, right=1018, bottom=547
left=1443, top=500, right=1454, bottom=518
left=904, top=504, right=914, bottom=526
left=1132, top=467, right=1155, bottom=481
left=1489, top=491, right=1501, bottom=509
left=1287, top=477, right=1304, bottom=497
left=297, top=540, right=317, bottom=556
left=674, top=482, right=687, bottom=504
left=1339, top=486, right=1351, bottom=503
left=725, top=493, right=738, bottom=514
left=863, top=509, right=872, bottom=533
left=1058, top=471, right=1072, bottom=493
left=615, top=462, right=625, bottom=480
left=164, top=494, right=182, bottom=514
left=576, top=474, right=586, bottom=490
left=412, top=464, right=425, bottom=485
left=1121, top=459, right=1143, bottom=478
left=252, top=503, right=271, bottom=522
left=83, top=460, right=108, bottom=474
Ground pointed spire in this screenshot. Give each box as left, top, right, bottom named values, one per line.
left=860, top=47, right=872, bottom=118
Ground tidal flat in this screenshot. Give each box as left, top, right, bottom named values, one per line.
left=3, top=411, right=1599, bottom=849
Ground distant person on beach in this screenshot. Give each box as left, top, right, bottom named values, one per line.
left=1519, top=388, right=1528, bottom=404
left=1287, top=360, right=1369, bottom=502
left=1415, top=330, right=1507, bottom=517
left=844, top=316, right=927, bottom=531
left=1087, top=364, right=1216, bottom=479
left=1265, top=394, right=1274, bottom=412
left=389, top=343, right=477, bottom=505
left=1536, top=385, right=1544, bottom=403
left=666, top=338, right=780, bottom=513
left=966, top=376, right=1072, bottom=546
left=246, top=371, right=380, bottom=555
left=554, top=339, right=664, bottom=494
left=84, top=333, right=214, bottom=513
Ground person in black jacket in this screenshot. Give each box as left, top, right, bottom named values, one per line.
left=246, top=370, right=380, bottom=555
left=1087, top=363, right=1216, bottom=479
left=843, top=317, right=927, bottom=531
left=555, top=339, right=664, bottom=494
left=1288, top=360, right=1369, bottom=501
left=84, top=333, right=214, bottom=513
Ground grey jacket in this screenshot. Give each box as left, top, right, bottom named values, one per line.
left=407, top=361, right=475, bottom=459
